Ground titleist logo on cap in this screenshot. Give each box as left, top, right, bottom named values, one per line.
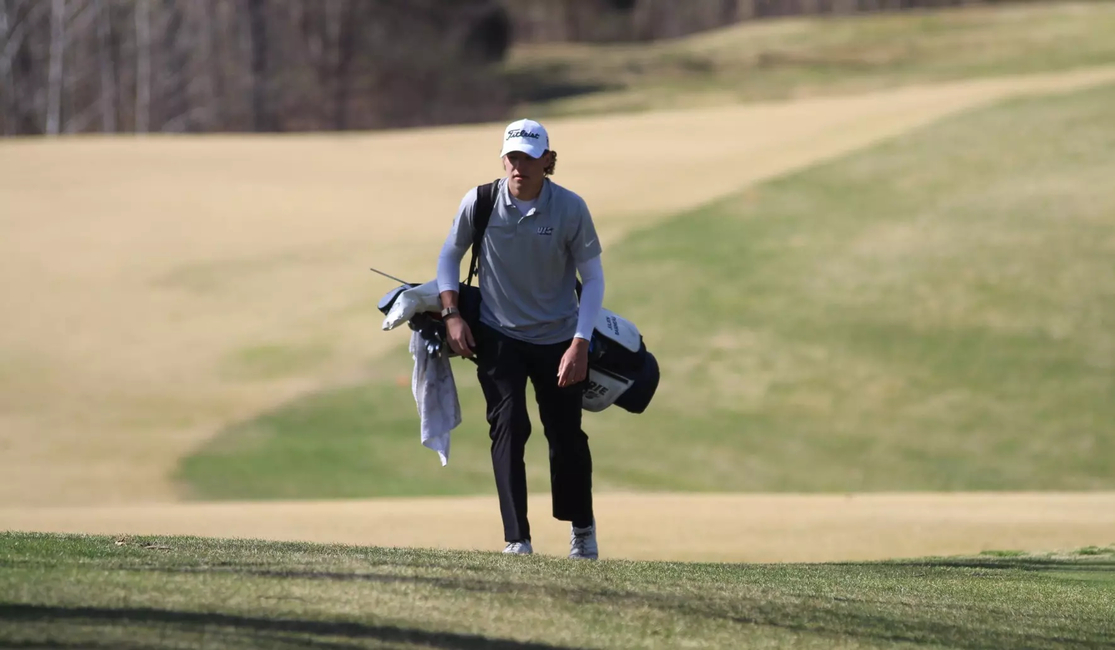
left=507, top=129, right=542, bottom=140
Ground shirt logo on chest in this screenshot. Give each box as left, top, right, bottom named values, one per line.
left=537, top=226, right=554, bottom=236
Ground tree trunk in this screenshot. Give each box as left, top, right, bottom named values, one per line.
left=10, top=0, right=43, bottom=134
left=206, top=0, right=230, bottom=130
left=0, top=0, right=16, bottom=135
left=46, top=0, right=64, bottom=135
left=562, top=0, right=578, bottom=41
left=135, top=0, right=150, bottom=133
left=720, top=0, right=740, bottom=22
left=159, top=0, right=188, bottom=131
left=332, top=0, right=357, bottom=131
left=95, top=0, right=115, bottom=132
left=247, top=0, right=271, bottom=131
left=190, top=0, right=215, bottom=130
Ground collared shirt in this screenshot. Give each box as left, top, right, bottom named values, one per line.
left=444, top=177, right=602, bottom=344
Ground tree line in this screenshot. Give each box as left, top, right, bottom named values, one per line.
left=0, top=0, right=510, bottom=136
left=1, top=0, right=1029, bottom=137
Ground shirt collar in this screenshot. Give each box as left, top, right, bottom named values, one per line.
left=501, top=177, right=551, bottom=213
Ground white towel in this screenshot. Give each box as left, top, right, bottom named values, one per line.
left=383, top=280, right=442, bottom=331
left=409, top=329, right=460, bottom=466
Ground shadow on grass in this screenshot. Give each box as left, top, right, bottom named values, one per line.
left=0, top=636, right=369, bottom=650
left=0, top=643, right=151, bottom=650
left=101, top=561, right=1114, bottom=650
left=126, top=565, right=538, bottom=595
left=1, top=628, right=396, bottom=650
left=0, top=604, right=579, bottom=650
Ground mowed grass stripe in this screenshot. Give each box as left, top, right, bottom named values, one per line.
left=177, top=82, right=1115, bottom=500
left=0, top=533, right=1112, bottom=650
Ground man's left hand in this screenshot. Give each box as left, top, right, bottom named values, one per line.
left=557, top=338, right=590, bottom=388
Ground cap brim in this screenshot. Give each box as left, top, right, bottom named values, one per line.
left=500, top=141, right=547, bottom=159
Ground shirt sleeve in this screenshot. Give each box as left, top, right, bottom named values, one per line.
left=568, top=196, right=602, bottom=264
left=574, top=254, right=605, bottom=342
left=436, top=188, right=478, bottom=294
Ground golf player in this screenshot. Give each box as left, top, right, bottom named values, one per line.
left=435, top=119, right=605, bottom=560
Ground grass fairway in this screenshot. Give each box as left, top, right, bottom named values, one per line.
left=3, top=4, right=1115, bottom=506
left=2, top=534, right=1113, bottom=650
left=179, top=79, right=1115, bottom=500
left=508, top=1, right=1115, bottom=117
left=19, top=76, right=1115, bottom=507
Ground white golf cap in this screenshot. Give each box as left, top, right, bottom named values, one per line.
left=500, top=118, right=549, bottom=159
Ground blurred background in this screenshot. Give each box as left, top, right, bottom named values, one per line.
left=0, top=0, right=1093, bottom=136
left=1, top=0, right=1113, bottom=535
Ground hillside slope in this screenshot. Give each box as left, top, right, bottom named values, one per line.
left=179, top=79, right=1115, bottom=500
left=6, top=68, right=1111, bottom=506
left=507, top=1, right=1115, bottom=116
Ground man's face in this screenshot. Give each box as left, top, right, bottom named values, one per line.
left=503, top=150, right=550, bottom=196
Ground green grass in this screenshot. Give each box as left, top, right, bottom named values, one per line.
left=504, top=2, right=1115, bottom=117
left=1, top=533, right=1112, bottom=649
left=220, top=341, right=335, bottom=381
left=177, top=81, right=1115, bottom=500
left=177, top=346, right=508, bottom=500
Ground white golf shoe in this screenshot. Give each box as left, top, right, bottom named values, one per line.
left=569, top=522, right=598, bottom=560
left=503, top=540, right=533, bottom=555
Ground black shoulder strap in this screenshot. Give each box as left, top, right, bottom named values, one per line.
left=466, top=179, right=501, bottom=287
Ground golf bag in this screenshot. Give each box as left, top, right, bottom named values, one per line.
left=378, top=280, right=659, bottom=413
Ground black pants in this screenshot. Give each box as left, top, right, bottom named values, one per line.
left=475, top=322, right=593, bottom=542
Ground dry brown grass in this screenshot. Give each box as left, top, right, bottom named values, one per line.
left=1, top=66, right=1114, bottom=507
left=2, top=493, right=1113, bottom=563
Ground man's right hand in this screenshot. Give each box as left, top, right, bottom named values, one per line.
left=446, top=316, right=476, bottom=358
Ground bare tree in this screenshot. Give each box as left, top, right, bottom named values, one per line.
left=246, top=0, right=272, bottom=131
left=332, top=0, right=358, bottom=130
left=0, top=0, right=20, bottom=135
left=62, top=1, right=103, bottom=134
left=95, top=0, right=114, bottom=131
left=156, top=0, right=189, bottom=131
left=45, top=0, right=64, bottom=134
left=185, top=0, right=217, bottom=131
left=134, top=0, right=150, bottom=132
left=204, top=0, right=233, bottom=130
left=2, top=0, right=50, bottom=135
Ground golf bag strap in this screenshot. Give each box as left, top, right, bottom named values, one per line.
left=465, top=178, right=584, bottom=299
left=466, top=179, right=501, bottom=287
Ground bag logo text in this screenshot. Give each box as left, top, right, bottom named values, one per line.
left=584, top=380, right=610, bottom=401
left=605, top=315, right=621, bottom=337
